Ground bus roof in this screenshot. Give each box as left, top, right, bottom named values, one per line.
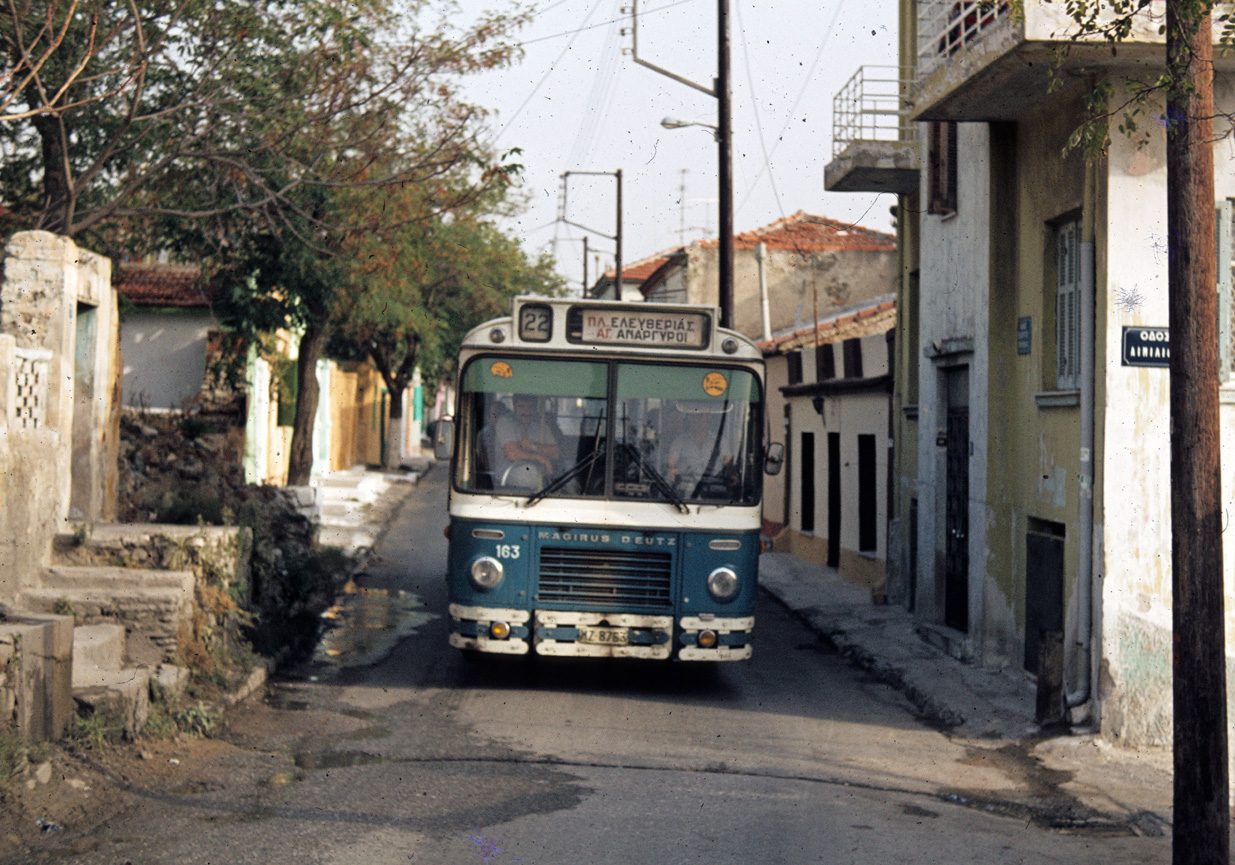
left=460, top=296, right=762, bottom=362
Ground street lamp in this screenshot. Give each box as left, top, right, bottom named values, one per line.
left=660, top=116, right=718, bottom=139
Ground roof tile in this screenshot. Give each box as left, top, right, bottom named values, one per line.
left=114, top=263, right=212, bottom=308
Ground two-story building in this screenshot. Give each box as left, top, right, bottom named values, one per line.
left=826, top=1, right=1235, bottom=749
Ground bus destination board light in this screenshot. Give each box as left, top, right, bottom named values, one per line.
left=565, top=306, right=711, bottom=349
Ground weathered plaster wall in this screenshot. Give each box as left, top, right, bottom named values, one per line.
left=71, top=245, right=119, bottom=523
left=120, top=308, right=216, bottom=410
left=1099, top=88, right=1174, bottom=747
left=782, top=331, right=891, bottom=590
left=0, top=231, right=120, bottom=603
left=1097, top=76, right=1235, bottom=749
left=983, top=93, right=1088, bottom=676
left=762, top=354, right=789, bottom=528
left=915, top=123, right=990, bottom=652
left=681, top=242, right=897, bottom=341
left=888, top=189, right=922, bottom=608
left=1023, top=0, right=1166, bottom=43
left=0, top=334, right=61, bottom=603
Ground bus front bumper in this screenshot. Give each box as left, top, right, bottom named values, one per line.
left=533, top=611, right=674, bottom=659
left=677, top=615, right=754, bottom=661
left=449, top=606, right=753, bottom=660
left=448, top=604, right=531, bottom=654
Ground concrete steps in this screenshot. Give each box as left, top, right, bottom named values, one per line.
left=71, top=624, right=126, bottom=689
left=23, top=566, right=194, bottom=662
left=313, top=466, right=391, bottom=505
left=70, top=623, right=151, bottom=739
left=51, top=523, right=246, bottom=572
left=69, top=622, right=189, bottom=739
left=309, top=467, right=414, bottom=553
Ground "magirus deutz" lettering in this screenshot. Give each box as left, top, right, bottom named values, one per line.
left=537, top=531, right=611, bottom=543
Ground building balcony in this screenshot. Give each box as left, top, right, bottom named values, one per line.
left=824, top=66, right=919, bottom=195
left=912, top=0, right=1229, bottom=121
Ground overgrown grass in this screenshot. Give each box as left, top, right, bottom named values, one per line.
left=0, top=726, right=48, bottom=786
left=144, top=699, right=222, bottom=740
left=66, top=707, right=126, bottom=750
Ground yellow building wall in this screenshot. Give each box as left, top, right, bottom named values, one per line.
left=983, top=88, right=1089, bottom=671
left=329, top=361, right=389, bottom=469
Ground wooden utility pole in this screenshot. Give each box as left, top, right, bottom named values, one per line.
left=1166, top=2, right=1229, bottom=862
left=716, top=0, right=734, bottom=329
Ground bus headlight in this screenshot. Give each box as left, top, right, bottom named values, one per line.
left=706, top=567, right=740, bottom=600
left=469, top=556, right=504, bottom=590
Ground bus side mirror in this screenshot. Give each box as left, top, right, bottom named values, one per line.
left=764, top=442, right=784, bottom=476
left=434, top=418, right=455, bottom=461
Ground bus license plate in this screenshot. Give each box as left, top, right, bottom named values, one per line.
left=578, top=627, right=629, bottom=646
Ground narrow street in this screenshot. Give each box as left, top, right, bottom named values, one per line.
left=27, top=468, right=1170, bottom=865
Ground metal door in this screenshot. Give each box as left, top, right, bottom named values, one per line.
left=1024, top=524, right=1065, bottom=674
left=943, top=368, right=969, bottom=632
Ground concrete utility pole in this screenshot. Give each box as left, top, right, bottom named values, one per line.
left=560, top=170, right=623, bottom=298
left=1165, top=2, right=1229, bottom=862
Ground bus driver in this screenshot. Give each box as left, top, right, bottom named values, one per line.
left=666, top=409, right=737, bottom=496
left=495, top=393, right=562, bottom=481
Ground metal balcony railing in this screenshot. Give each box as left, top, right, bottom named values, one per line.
left=831, top=66, right=917, bottom=159
left=917, top=0, right=1011, bottom=80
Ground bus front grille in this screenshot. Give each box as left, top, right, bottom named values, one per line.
left=537, top=547, right=673, bottom=608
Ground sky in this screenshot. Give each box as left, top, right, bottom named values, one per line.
left=452, top=0, right=899, bottom=293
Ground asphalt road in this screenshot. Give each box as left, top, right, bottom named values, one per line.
left=31, top=468, right=1171, bottom=865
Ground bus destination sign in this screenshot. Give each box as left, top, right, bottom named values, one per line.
left=567, top=306, right=710, bottom=349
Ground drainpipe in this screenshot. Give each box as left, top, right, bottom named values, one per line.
left=757, top=242, right=773, bottom=343
left=1067, top=151, right=1098, bottom=722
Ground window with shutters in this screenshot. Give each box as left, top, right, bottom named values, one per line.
left=786, top=350, right=803, bottom=386
left=1056, top=219, right=1081, bottom=390
left=927, top=122, right=958, bottom=216
left=842, top=338, right=863, bottom=379
left=815, top=342, right=835, bottom=382
left=1217, top=199, right=1235, bottom=382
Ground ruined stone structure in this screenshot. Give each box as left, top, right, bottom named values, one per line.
left=0, top=231, right=120, bottom=600
left=0, top=231, right=123, bottom=738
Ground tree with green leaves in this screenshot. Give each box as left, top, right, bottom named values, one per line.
left=1053, top=2, right=1227, bottom=860
left=0, top=0, right=535, bottom=485
left=0, top=0, right=143, bottom=122
left=331, top=189, right=566, bottom=469
left=0, top=0, right=529, bottom=251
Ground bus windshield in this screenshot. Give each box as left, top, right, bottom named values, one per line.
left=455, top=356, right=762, bottom=505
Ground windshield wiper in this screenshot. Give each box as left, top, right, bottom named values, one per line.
left=526, top=443, right=606, bottom=507
left=619, top=443, right=689, bottom=514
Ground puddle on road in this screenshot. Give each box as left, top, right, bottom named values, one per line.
left=293, top=749, right=386, bottom=771
left=312, top=584, right=438, bottom=669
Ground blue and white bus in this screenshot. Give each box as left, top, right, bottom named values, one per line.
left=434, top=297, right=782, bottom=661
